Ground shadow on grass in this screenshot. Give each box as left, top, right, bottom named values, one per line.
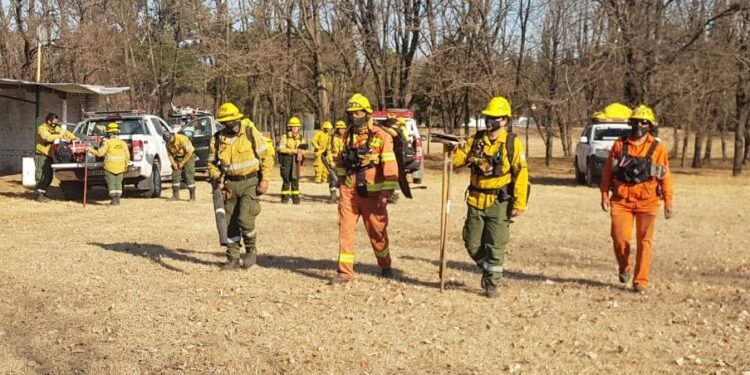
left=531, top=176, right=579, bottom=187
left=258, top=254, right=442, bottom=289
left=90, top=242, right=223, bottom=273
left=262, top=192, right=336, bottom=204
left=400, top=255, right=615, bottom=289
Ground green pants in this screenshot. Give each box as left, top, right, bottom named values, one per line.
left=104, top=171, right=124, bottom=197
left=279, top=154, right=299, bottom=198
left=224, top=176, right=262, bottom=260
left=34, top=154, right=53, bottom=194
left=462, top=199, right=511, bottom=288
left=171, top=157, right=196, bottom=190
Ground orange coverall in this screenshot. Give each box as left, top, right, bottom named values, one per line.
left=600, top=134, right=673, bottom=288
left=335, top=124, right=400, bottom=280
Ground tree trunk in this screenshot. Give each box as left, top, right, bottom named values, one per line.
left=691, top=129, right=703, bottom=168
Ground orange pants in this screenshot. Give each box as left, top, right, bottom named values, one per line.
left=337, top=186, right=392, bottom=280
left=610, top=198, right=659, bottom=288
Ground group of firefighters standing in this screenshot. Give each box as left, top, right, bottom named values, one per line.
left=33, top=93, right=673, bottom=298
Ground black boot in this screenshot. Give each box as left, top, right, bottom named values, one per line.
left=170, top=188, right=180, bottom=201
left=281, top=195, right=290, bottom=204
left=188, top=187, right=196, bottom=201
left=220, top=258, right=241, bottom=271
left=292, top=195, right=300, bottom=205
left=110, top=195, right=117, bottom=206
left=329, top=189, right=338, bottom=203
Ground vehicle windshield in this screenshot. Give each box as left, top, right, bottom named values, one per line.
left=179, top=117, right=214, bottom=137
left=76, top=118, right=147, bottom=137
left=593, top=127, right=630, bottom=141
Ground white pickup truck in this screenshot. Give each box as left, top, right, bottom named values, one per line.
left=574, top=121, right=632, bottom=186
left=51, top=111, right=174, bottom=199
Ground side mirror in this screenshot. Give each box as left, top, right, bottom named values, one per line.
left=579, top=136, right=588, bottom=144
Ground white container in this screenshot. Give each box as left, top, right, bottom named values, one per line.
left=22, top=157, right=36, bottom=188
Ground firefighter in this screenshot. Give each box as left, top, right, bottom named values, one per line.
left=87, top=123, right=130, bottom=206
left=166, top=131, right=196, bottom=201
left=327, top=120, right=347, bottom=202
left=34, top=113, right=77, bottom=201
left=331, top=93, right=399, bottom=284
left=600, top=104, right=673, bottom=294
left=312, top=121, right=333, bottom=184
left=208, top=102, right=274, bottom=270
left=277, top=116, right=307, bottom=204
left=452, top=96, right=529, bottom=298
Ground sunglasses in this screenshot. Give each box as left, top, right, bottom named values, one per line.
left=629, top=119, right=650, bottom=126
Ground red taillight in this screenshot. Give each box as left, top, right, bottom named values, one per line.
left=415, top=138, right=424, bottom=161
left=132, top=140, right=144, bottom=161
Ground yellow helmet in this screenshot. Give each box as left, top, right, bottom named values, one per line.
left=217, top=102, right=243, bottom=123
left=591, top=111, right=606, bottom=121
left=630, top=104, right=655, bottom=124
left=106, top=122, right=120, bottom=133
left=603, top=103, right=632, bottom=120
left=397, top=117, right=406, bottom=126
left=335, top=120, right=346, bottom=129
left=288, top=116, right=302, bottom=127
left=387, top=113, right=397, bottom=120
left=481, top=96, right=512, bottom=118
left=346, top=93, right=373, bottom=114
left=322, top=121, right=333, bottom=130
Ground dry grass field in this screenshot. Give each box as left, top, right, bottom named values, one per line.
left=1, top=135, right=749, bottom=374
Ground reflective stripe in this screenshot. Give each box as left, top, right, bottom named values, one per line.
left=281, top=191, right=292, bottom=196
left=226, top=236, right=241, bottom=244
left=215, top=208, right=226, bottom=214
left=172, top=183, right=181, bottom=187
left=187, top=184, right=196, bottom=188
left=335, top=168, right=347, bottom=176
left=37, top=189, right=46, bottom=194
left=106, top=155, right=127, bottom=161
left=291, top=190, right=300, bottom=195
left=380, top=152, right=396, bottom=162
left=481, top=262, right=504, bottom=273
left=242, top=230, right=256, bottom=238
left=374, top=248, right=390, bottom=258
left=365, top=181, right=399, bottom=192
left=338, top=253, right=355, bottom=264
left=226, top=159, right=259, bottom=172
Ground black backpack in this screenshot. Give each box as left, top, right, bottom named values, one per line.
left=473, top=130, right=530, bottom=206
left=613, top=138, right=658, bottom=184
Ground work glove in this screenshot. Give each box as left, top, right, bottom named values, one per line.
left=359, top=153, right=380, bottom=166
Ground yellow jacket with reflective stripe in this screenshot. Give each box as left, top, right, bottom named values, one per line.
left=277, top=133, right=306, bottom=155
left=263, top=136, right=276, bottom=158
left=334, top=124, right=399, bottom=196
left=311, top=130, right=331, bottom=156
left=89, top=138, right=130, bottom=174
left=167, top=134, right=195, bottom=164
left=36, top=123, right=76, bottom=157
left=453, top=129, right=529, bottom=210
left=330, top=134, right=345, bottom=160
left=208, top=124, right=273, bottom=181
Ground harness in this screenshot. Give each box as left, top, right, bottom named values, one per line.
left=343, top=127, right=377, bottom=197
left=466, top=130, right=526, bottom=203
left=612, top=137, right=661, bottom=184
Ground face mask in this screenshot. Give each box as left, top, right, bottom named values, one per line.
left=630, top=123, right=650, bottom=138
left=486, top=118, right=502, bottom=130
left=225, top=123, right=240, bottom=135
left=350, top=116, right=368, bottom=128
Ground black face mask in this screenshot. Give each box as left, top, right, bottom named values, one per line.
left=350, top=115, right=368, bottom=128
left=486, top=118, right=502, bottom=130
left=225, top=123, right=240, bottom=135
left=630, top=124, right=650, bottom=139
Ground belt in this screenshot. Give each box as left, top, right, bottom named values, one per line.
left=225, top=172, right=258, bottom=181
left=467, top=185, right=504, bottom=195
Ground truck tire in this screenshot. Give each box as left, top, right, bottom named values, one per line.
left=60, top=181, right=84, bottom=201
left=144, top=161, right=162, bottom=198
left=574, top=157, right=586, bottom=184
